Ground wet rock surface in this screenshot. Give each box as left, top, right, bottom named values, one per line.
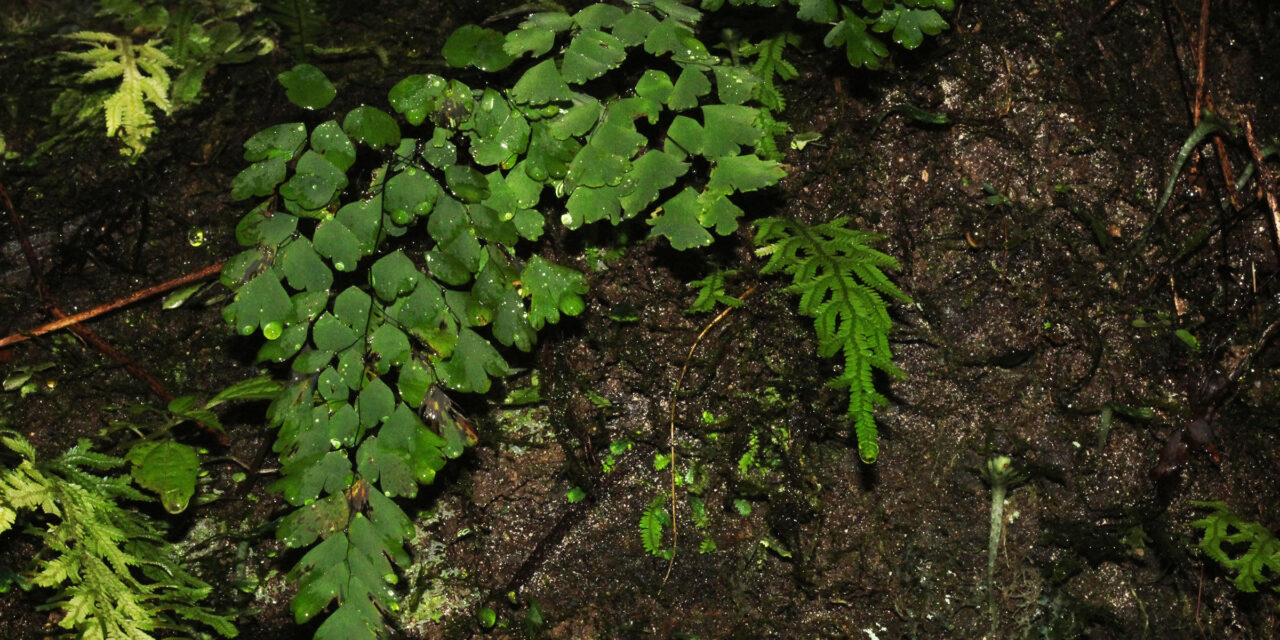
left=1, top=1, right=1278, bottom=638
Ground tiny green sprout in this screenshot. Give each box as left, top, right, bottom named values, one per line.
left=565, top=487, right=585, bottom=503
left=609, top=439, right=633, bottom=456
left=1175, top=328, right=1201, bottom=352
left=733, top=498, right=751, bottom=516
left=477, top=606, right=496, bottom=629
left=980, top=455, right=1025, bottom=636
left=982, top=183, right=1011, bottom=206
left=790, top=131, right=822, bottom=150
left=586, top=390, right=613, bottom=410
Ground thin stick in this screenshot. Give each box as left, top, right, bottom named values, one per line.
left=1, top=180, right=227, bottom=443
left=663, top=285, right=757, bottom=584
left=1244, top=117, right=1280, bottom=260
left=0, top=180, right=53, bottom=302
left=1192, top=0, right=1209, bottom=125
left=0, top=262, right=224, bottom=349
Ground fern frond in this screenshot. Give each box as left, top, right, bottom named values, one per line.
left=686, top=270, right=742, bottom=314
left=264, top=0, right=326, bottom=57
left=62, top=32, right=174, bottom=157
left=754, top=217, right=909, bottom=462
left=640, top=494, right=669, bottom=557
left=0, top=432, right=235, bottom=638
left=1191, top=501, right=1280, bottom=596
left=742, top=34, right=798, bottom=112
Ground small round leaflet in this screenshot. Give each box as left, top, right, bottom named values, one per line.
left=278, top=63, right=337, bottom=110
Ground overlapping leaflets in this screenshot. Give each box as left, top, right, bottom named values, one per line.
left=702, top=0, right=953, bottom=69
left=441, top=0, right=786, bottom=248
left=223, top=0, right=944, bottom=635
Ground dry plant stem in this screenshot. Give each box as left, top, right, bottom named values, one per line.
left=0, top=261, right=225, bottom=349
left=662, top=285, right=757, bottom=585
left=1192, top=0, right=1208, bottom=125
left=2, top=181, right=173, bottom=401
left=1, top=180, right=227, bottom=443
left=1188, top=2, right=1239, bottom=208
left=0, top=181, right=53, bottom=302
left=1243, top=117, right=1280, bottom=259
left=1207, top=97, right=1240, bottom=209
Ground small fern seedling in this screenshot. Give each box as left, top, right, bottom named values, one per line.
left=640, top=493, right=673, bottom=560
left=1191, top=500, right=1280, bottom=600
left=754, top=216, right=910, bottom=462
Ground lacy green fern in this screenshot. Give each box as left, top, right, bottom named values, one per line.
left=0, top=431, right=236, bottom=640
left=754, top=217, right=910, bottom=462
left=224, top=1, right=926, bottom=631
left=686, top=269, right=742, bottom=314
left=1192, top=500, right=1280, bottom=600
left=62, top=31, right=174, bottom=157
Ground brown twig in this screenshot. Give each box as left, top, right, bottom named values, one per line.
left=1187, top=1, right=1242, bottom=210
left=1192, top=0, right=1209, bottom=125
left=1, top=180, right=227, bottom=444
left=1, top=180, right=54, bottom=303
left=1244, top=117, right=1280, bottom=260
left=0, top=261, right=224, bottom=349
left=662, top=285, right=757, bottom=585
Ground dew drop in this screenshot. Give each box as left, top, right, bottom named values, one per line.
left=262, top=322, right=284, bottom=340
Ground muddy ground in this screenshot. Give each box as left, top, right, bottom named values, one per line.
left=2, top=1, right=1279, bottom=638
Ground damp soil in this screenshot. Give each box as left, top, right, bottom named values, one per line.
left=2, top=1, right=1280, bottom=639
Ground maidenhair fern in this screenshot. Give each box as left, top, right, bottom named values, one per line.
left=0, top=431, right=236, bottom=640
left=703, top=0, right=953, bottom=69
left=754, top=217, right=910, bottom=462
left=223, top=0, right=941, bottom=630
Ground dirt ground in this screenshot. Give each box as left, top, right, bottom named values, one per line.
left=2, top=1, right=1279, bottom=639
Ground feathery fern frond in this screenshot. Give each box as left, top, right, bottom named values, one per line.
left=755, top=217, right=909, bottom=462
left=62, top=31, right=174, bottom=157
left=738, top=34, right=797, bottom=160
left=1192, top=501, right=1280, bottom=597
left=640, top=494, right=671, bottom=558
left=686, top=270, right=742, bottom=314
left=263, top=0, right=326, bottom=57
left=740, top=34, right=798, bottom=113
left=0, top=431, right=236, bottom=639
